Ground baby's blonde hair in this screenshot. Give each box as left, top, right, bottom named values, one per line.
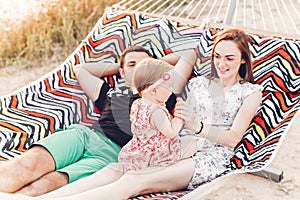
left=132, top=58, right=173, bottom=96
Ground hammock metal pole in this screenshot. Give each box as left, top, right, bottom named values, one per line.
left=283, top=0, right=300, bottom=34
left=214, top=0, right=225, bottom=23
left=251, top=0, right=256, bottom=29
left=224, top=0, right=236, bottom=24
left=250, top=166, right=284, bottom=182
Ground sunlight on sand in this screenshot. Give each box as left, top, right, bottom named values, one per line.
left=0, top=0, right=61, bottom=96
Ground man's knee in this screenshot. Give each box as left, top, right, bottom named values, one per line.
left=0, top=146, right=56, bottom=193
left=16, top=145, right=56, bottom=172
left=15, top=171, right=69, bottom=196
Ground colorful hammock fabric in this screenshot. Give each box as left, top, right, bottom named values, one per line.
left=0, top=8, right=299, bottom=199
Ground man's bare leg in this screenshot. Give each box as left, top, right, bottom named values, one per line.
left=0, top=146, right=56, bottom=193
left=14, top=171, right=68, bottom=196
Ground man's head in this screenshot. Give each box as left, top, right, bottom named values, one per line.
left=119, top=46, right=153, bottom=86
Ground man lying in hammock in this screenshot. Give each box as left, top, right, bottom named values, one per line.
left=0, top=46, right=197, bottom=196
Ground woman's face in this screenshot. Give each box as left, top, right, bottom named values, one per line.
left=213, top=40, right=245, bottom=80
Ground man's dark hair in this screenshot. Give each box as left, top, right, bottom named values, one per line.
left=119, top=46, right=153, bottom=68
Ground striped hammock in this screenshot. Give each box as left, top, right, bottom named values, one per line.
left=0, top=6, right=299, bottom=199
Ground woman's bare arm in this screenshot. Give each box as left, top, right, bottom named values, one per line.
left=206, top=90, right=262, bottom=148
left=190, top=90, right=262, bottom=148
left=175, top=90, right=262, bottom=148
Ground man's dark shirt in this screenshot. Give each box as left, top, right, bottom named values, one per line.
left=92, top=77, right=177, bottom=147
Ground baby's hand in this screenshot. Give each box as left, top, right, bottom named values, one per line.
left=174, top=98, right=192, bottom=122
left=174, top=97, right=200, bottom=132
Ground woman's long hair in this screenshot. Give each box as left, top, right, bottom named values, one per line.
left=209, top=28, right=254, bottom=83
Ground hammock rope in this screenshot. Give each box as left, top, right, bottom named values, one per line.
left=117, top=0, right=300, bottom=37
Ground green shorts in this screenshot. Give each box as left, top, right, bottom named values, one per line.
left=34, top=124, right=121, bottom=183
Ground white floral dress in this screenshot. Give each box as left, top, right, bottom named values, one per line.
left=187, top=76, right=262, bottom=189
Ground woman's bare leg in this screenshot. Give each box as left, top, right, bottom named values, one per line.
left=51, top=158, right=194, bottom=200
left=0, top=159, right=194, bottom=200
left=128, top=158, right=194, bottom=195
left=39, top=165, right=123, bottom=198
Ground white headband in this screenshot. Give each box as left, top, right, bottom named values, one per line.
left=142, top=69, right=174, bottom=94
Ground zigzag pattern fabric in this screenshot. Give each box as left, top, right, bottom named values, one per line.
left=0, top=9, right=299, bottom=199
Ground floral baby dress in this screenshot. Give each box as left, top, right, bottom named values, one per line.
left=118, top=99, right=182, bottom=172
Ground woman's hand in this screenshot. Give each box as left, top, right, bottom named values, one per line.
left=173, top=98, right=200, bottom=133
